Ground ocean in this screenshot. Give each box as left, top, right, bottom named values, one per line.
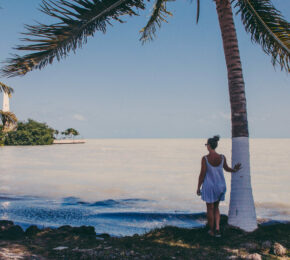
left=0, top=139, right=289, bottom=236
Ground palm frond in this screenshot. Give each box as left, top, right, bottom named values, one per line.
left=140, top=0, right=173, bottom=43
left=195, top=0, right=200, bottom=24
left=1, top=0, right=146, bottom=77
left=0, top=110, right=18, bottom=125
left=232, top=0, right=290, bottom=72
left=0, top=82, right=14, bottom=96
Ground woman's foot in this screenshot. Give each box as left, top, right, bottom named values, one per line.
left=215, top=230, right=221, bottom=237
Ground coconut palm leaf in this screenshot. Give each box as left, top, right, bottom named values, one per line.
left=140, top=0, right=200, bottom=43
left=139, top=0, right=173, bottom=43
left=0, top=82, right=14, bottom=96
left=195, top=0, right=200, bottom=24
left=0, top=110, right=18, bottom=126
left=1, top=0, right=146, bottom=77
left=232, top=0, right=290, bottom=72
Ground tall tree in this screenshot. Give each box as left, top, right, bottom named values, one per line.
left=1, top=0, right=289, bottom=231
left=0, top=110, right=18, bottom=132
left=0, top=82, right=14, bottom=96
left=63, top=128, right=80, bottom=139
left=0, top=82, right=16, bottom=132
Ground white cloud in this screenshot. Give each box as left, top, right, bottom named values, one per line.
left=73, top=113, right=86, bottom=121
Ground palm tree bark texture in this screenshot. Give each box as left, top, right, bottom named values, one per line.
left=215, top=0, right=257, bottom=231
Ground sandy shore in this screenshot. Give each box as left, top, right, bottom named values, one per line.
left=53, top=139, right=86, bottom=144
left=0, top=216, right=289, bottom=259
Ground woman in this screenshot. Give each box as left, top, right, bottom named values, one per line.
left=196, top=135, right=241, bottom=237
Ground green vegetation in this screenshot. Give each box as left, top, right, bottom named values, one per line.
left=0, top=81, right=14, bottom=95
left=0, top=119, right=81, bottom=146
left=1, top=119, right=54, bottom=146
left=0, top=81, right=17, bottom=133
left=61, top=128, right=80, bottom=139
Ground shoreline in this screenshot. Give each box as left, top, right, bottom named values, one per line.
left=53, top=139, right=86, bottom=144
left=0, top=216, right=289, bottom=259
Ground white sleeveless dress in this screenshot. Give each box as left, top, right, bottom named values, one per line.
left=201, top=155, right=226, bottom=203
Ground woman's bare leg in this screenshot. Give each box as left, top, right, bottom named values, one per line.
left=206, top=203, right=214, bottom=235
left=214, top=201, right=220, bottom=231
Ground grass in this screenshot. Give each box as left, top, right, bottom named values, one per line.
left=0, top=216, right=289, bottom=259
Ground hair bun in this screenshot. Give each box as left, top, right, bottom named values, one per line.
left=213, top=135, right=220, bottom=141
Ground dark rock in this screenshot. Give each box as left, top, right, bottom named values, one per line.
left=57, top=225, right=72, bottom=232
left=0, top=220, right=14, bottom=231
left=56, top=225, right=96, bottom=239
left=72, top=226, right=96, bottom=238
left=96, top=233, right=111, bottom=239
left=25, top=225, right=41, bottom=237
left=75, top=226, right=96, bottom=236
left=241, top=242, right=259, bottom=251
left=1, top=225, right=25, bottom=240
left=272, top=242, right=286, bottom=256
left=261, top=240, right=271, bottom=249
left=260, top=220, right=286, bottom=226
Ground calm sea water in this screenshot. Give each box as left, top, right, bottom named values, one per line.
left=0, top=139, right=289, bottom=236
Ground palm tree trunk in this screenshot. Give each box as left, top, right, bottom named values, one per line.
left=215, top=0, right=257, bottom=232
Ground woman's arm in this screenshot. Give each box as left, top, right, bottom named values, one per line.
left=197, top=157, right=206, bottom=196
left=223, top=156, right=242, bottom=173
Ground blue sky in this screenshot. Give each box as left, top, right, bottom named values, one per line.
left=0, top=0, right=289, bottom=138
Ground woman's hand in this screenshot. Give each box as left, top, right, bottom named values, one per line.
left=233, top=163, right=242, bottom=172
left=196, top=189, right=201, bottom=196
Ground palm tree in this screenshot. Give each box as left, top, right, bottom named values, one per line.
left=0, top=82, right=14, bottom=96
left=0, top=82, right=16, bottom=132
left=63, top=128, right=80, bottom=139
left=1, top=0, right=289, bottom=231
left=54, top=129, right=59, bottom=139
left=0, top=110, right=18, bottom=132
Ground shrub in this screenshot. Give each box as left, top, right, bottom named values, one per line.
left=3, top=119, right=54, bottom=145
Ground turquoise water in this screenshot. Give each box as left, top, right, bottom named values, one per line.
left=0, top=139, right=289, bottom=235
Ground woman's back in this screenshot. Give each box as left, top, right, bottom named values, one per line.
left=201, top=154, right=226, bottom=203
left=206, top=153, right=223, bottom=167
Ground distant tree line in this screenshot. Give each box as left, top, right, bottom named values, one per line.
left=0, top=119, right=80, bottom=146
left=0, top=119, right=54, bottom=145
left=1, top=82, right=80, bottom=145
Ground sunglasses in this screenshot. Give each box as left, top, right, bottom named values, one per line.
left=205, top=144, right=209, bottom=146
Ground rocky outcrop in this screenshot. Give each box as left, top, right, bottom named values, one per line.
left=0, top=219, right=288, bottom=259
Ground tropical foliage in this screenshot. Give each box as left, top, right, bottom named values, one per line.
left=3, top=119, right=54, bottom=145
left=61, top=128, right=80, bottom=138
left=1, top=0, right=146, bottom=77
left=0, top=110, right=18, bottom=129
left=0, top=81, right=13, bottom=96
left=0, top=81, right=17, bottom=132
left=233, top=0, right=290, bottom=70
left=0, top=127, right=5, bottom=145
left=53, top=129, right=59, bottom=139
left=0, top=0, right=289, bottom=77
